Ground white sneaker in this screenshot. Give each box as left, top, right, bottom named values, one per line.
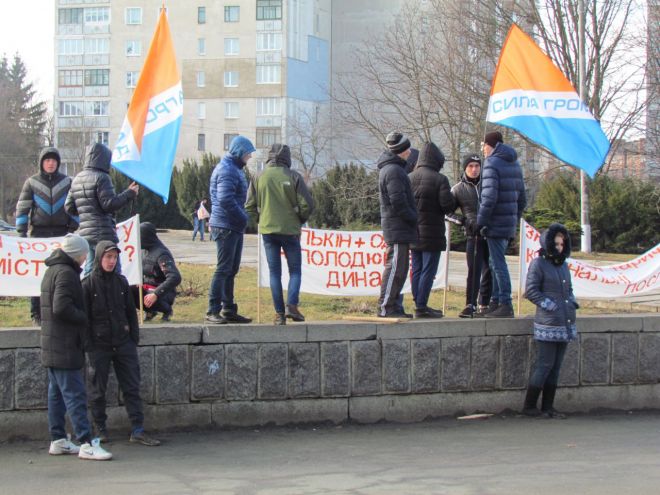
left=49, top=435, right=80, bottom=455
left=78, top=438, right=112, bottom=461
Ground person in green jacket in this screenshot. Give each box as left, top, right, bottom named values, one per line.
left=246, top=144, right=314, bottom=325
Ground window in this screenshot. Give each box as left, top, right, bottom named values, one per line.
left=125, top=7, right=142, bottom=25
left=126, top=71, right=139, bottom=88
left=256, top=32, right=282, bottom=51
left=196, top=71, right=205, bottom=87
left=85, top=38, right=109, bottom=54
left=59, top=70, right=83, bottom=86
left=224, top=38, right=239, bottom=55
left=58, top=39, right=84, bottom=55
left=224, top=133, right=239, bottom=150
left=197, top=38, right=206, bottom=56
left=125, top=40, right=142, bottom=56
left=198, top=102, right=206, bottom=120
left=256, top=0, right=282, bottom=20
left=85, top=69, right=109, bottom=86
left=94, top=131, right=109, bottom=146
left=198, top=6, right=206, bottom=24
left=256, top=97, right=281, bottom=116
left=86, top=101, right=109, bottom=116
left=224, top=102, right=239, bottom=119
left=198, top=133, right=206, bottom=151
left=58, top=101, right=84, bottom=117
left=256, top=128, right=281, bottom=148
left=256, top=64, right=281, bottom=84
left=224, top=71, right=239, bottom=87
left=59, top=8, right=83, bottom=24
left=224, top=6, right=240, bottom=22
left=84, top=7, right=110, bottom=24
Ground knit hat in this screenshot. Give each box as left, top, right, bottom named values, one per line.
left=61, top=234, right=89, bottom=260
left=385, top=131, right=411, bottom=154
left=462, top=154, right=482, bottom=170
left=483, top=131, right=503, bottom=148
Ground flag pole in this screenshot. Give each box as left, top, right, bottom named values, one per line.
left=442, top=222, right=450, bottom=315
left=517, top=217, right=524, bottom=316
left=135, top=214, right=144, bottom=325
left=257, top=229, right=261, bottom=324
left=578, top=0, right=592, bottom=253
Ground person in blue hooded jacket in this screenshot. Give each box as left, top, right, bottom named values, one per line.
left=477, top=131, right=526, bottom=318
left=206, top=136, right=256, bottom=324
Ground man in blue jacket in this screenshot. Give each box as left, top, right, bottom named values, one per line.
left=477, top=131, right=526, bottom=318
left=206, top=136, right=256, bottom=324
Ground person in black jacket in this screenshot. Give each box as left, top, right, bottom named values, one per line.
left=450, top=154, right=493, bottom=318
left=522, top=223, right=578, bottom=418
left=408, top=142, right=455, bottom=318
left=65, top=142, right=139, bottom=276
left=41, top=233, right=112, bottom=460
left=376, top=131, right=418, bottom=318
left=82, top=240, right=160, bottom=446
left=15, top=147, right=79, bottom=325
left=134, top=222, right=182, bottom=321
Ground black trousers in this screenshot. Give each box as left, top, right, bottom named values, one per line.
left=87, top=340, right=143, bottom=431
left=465, top=236, right=492, bottom=306
left=378, top=243, right=410, bottom=316
left=131, top=286, right=175, bottom=315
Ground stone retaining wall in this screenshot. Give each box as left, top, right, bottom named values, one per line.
left=1, top=315, right=659, bottom=440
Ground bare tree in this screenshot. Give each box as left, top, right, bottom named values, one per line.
left=287, top=105, right=335, bottom=182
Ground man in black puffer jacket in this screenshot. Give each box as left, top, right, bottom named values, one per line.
left=65, top=142, right=139, bottom=276
left=376, top=131, right=418, bottom=318
left=408, top=142, right=455, bottom=318
left=133, top=222, right=182, bottom=321
left=15, top=147, right=79, bottom=325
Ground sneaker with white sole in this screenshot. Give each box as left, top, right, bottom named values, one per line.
left=78, top=438, right=112, bottom=461
left=49, top=435, right=80, bottom=455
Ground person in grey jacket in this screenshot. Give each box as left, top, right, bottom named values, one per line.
left=522, top=223, right=578, bottom=418
left=65, top=143, right=139, bottom=275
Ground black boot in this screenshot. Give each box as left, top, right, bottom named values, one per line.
left=521, top=385, right=543, bottom=416
left=541, top=384, right=566, bottom=419
left=221, top=304, right=252, bottom=324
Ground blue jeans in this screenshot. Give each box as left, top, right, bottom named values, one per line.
left=47, top=368, right=92, bottom=443
left=530, top=341, right=568, bottom=388
left=263, top=234, right=302, bottom=314
left=208, top=227, right=243, bottom=314
left=487, top=237, right=511, bottom=305
left=193, top=217, right=205, bottom=241
left=410, top=250, right=441, bottom=309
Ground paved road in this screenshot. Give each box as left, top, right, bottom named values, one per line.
left=1, top=413, right=660, bottom=494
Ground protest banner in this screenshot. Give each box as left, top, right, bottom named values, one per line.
left=0, top=215, right=141, bottom=297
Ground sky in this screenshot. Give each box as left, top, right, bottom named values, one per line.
left=0, top=0, right=54, bottom=105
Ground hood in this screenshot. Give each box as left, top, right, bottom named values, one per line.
left=376, top=150, right=407, bottom=170
left=83, top=142, right=113, bottom=173
left=539, top=223, right=571, bottom=264
left=416, top=142, right=445, bottom=171
left=266, top=143, right=291, bottom=168
left=140, top=221, right=161, bottom=250
left=45, top=248, right=82, bottom=273
left=39, top=147, right=61, bottom=175
left=93, top=240, right=121, bottom=274
left=489, top=142, right=517, bottom=164
left=228, top=136, right=256, bottom=161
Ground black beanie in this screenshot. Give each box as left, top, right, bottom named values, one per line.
left=385, top=131, right=411, bottom=154
left=462, top=154, right=481, bottom=170
left=483, top=131, right=503, bottom=148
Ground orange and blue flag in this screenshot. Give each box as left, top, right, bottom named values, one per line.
left=487, top=24, right=610, bottom=177
left=112, top=8, right=182, bottom=202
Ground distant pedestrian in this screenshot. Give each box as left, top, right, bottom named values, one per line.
left=408, top=142, right=455, bottom=318
left=15, top=147, right=78, bottom=326
left=376, top=131, right=418, bottom=318
left=40, top=233, right=112, bottom=461
left=193, top=198, right=210, bottom=241
left=206, top=135, right=255, bottom=324
left=246, top=143, right=314, bottom=325
left=522, top=223, right=578, bottom=419
left=477, top=131, right=526, bottom=318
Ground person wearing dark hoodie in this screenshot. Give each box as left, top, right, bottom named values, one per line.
left=15, top=147, right=79, bottom=325
left=82, top=240, right=160, bottom=446
left=41, top=233, right=112, bottom=460
left=522, top=223, right=578, bottom=419
left=135, top=222, right=182, bottom=321
left=376, top=131, right=418, bottom=318
left=246, top=143, right=314, bottom=325
left=206, top=135, right=256, bottom=324
left=65, top=142, right=139, bottom=276
left=408, top=142, right=455, bottom=318
left=450, top=154, right=493, bottom=318
left=477, top=131, right=526, bottom=318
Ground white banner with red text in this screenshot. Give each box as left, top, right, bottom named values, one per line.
left=520, top=219, right=660, bottom=298
left=0, top=215, right=142, bottom=297
left=258, top=226, right=449, bottom=296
